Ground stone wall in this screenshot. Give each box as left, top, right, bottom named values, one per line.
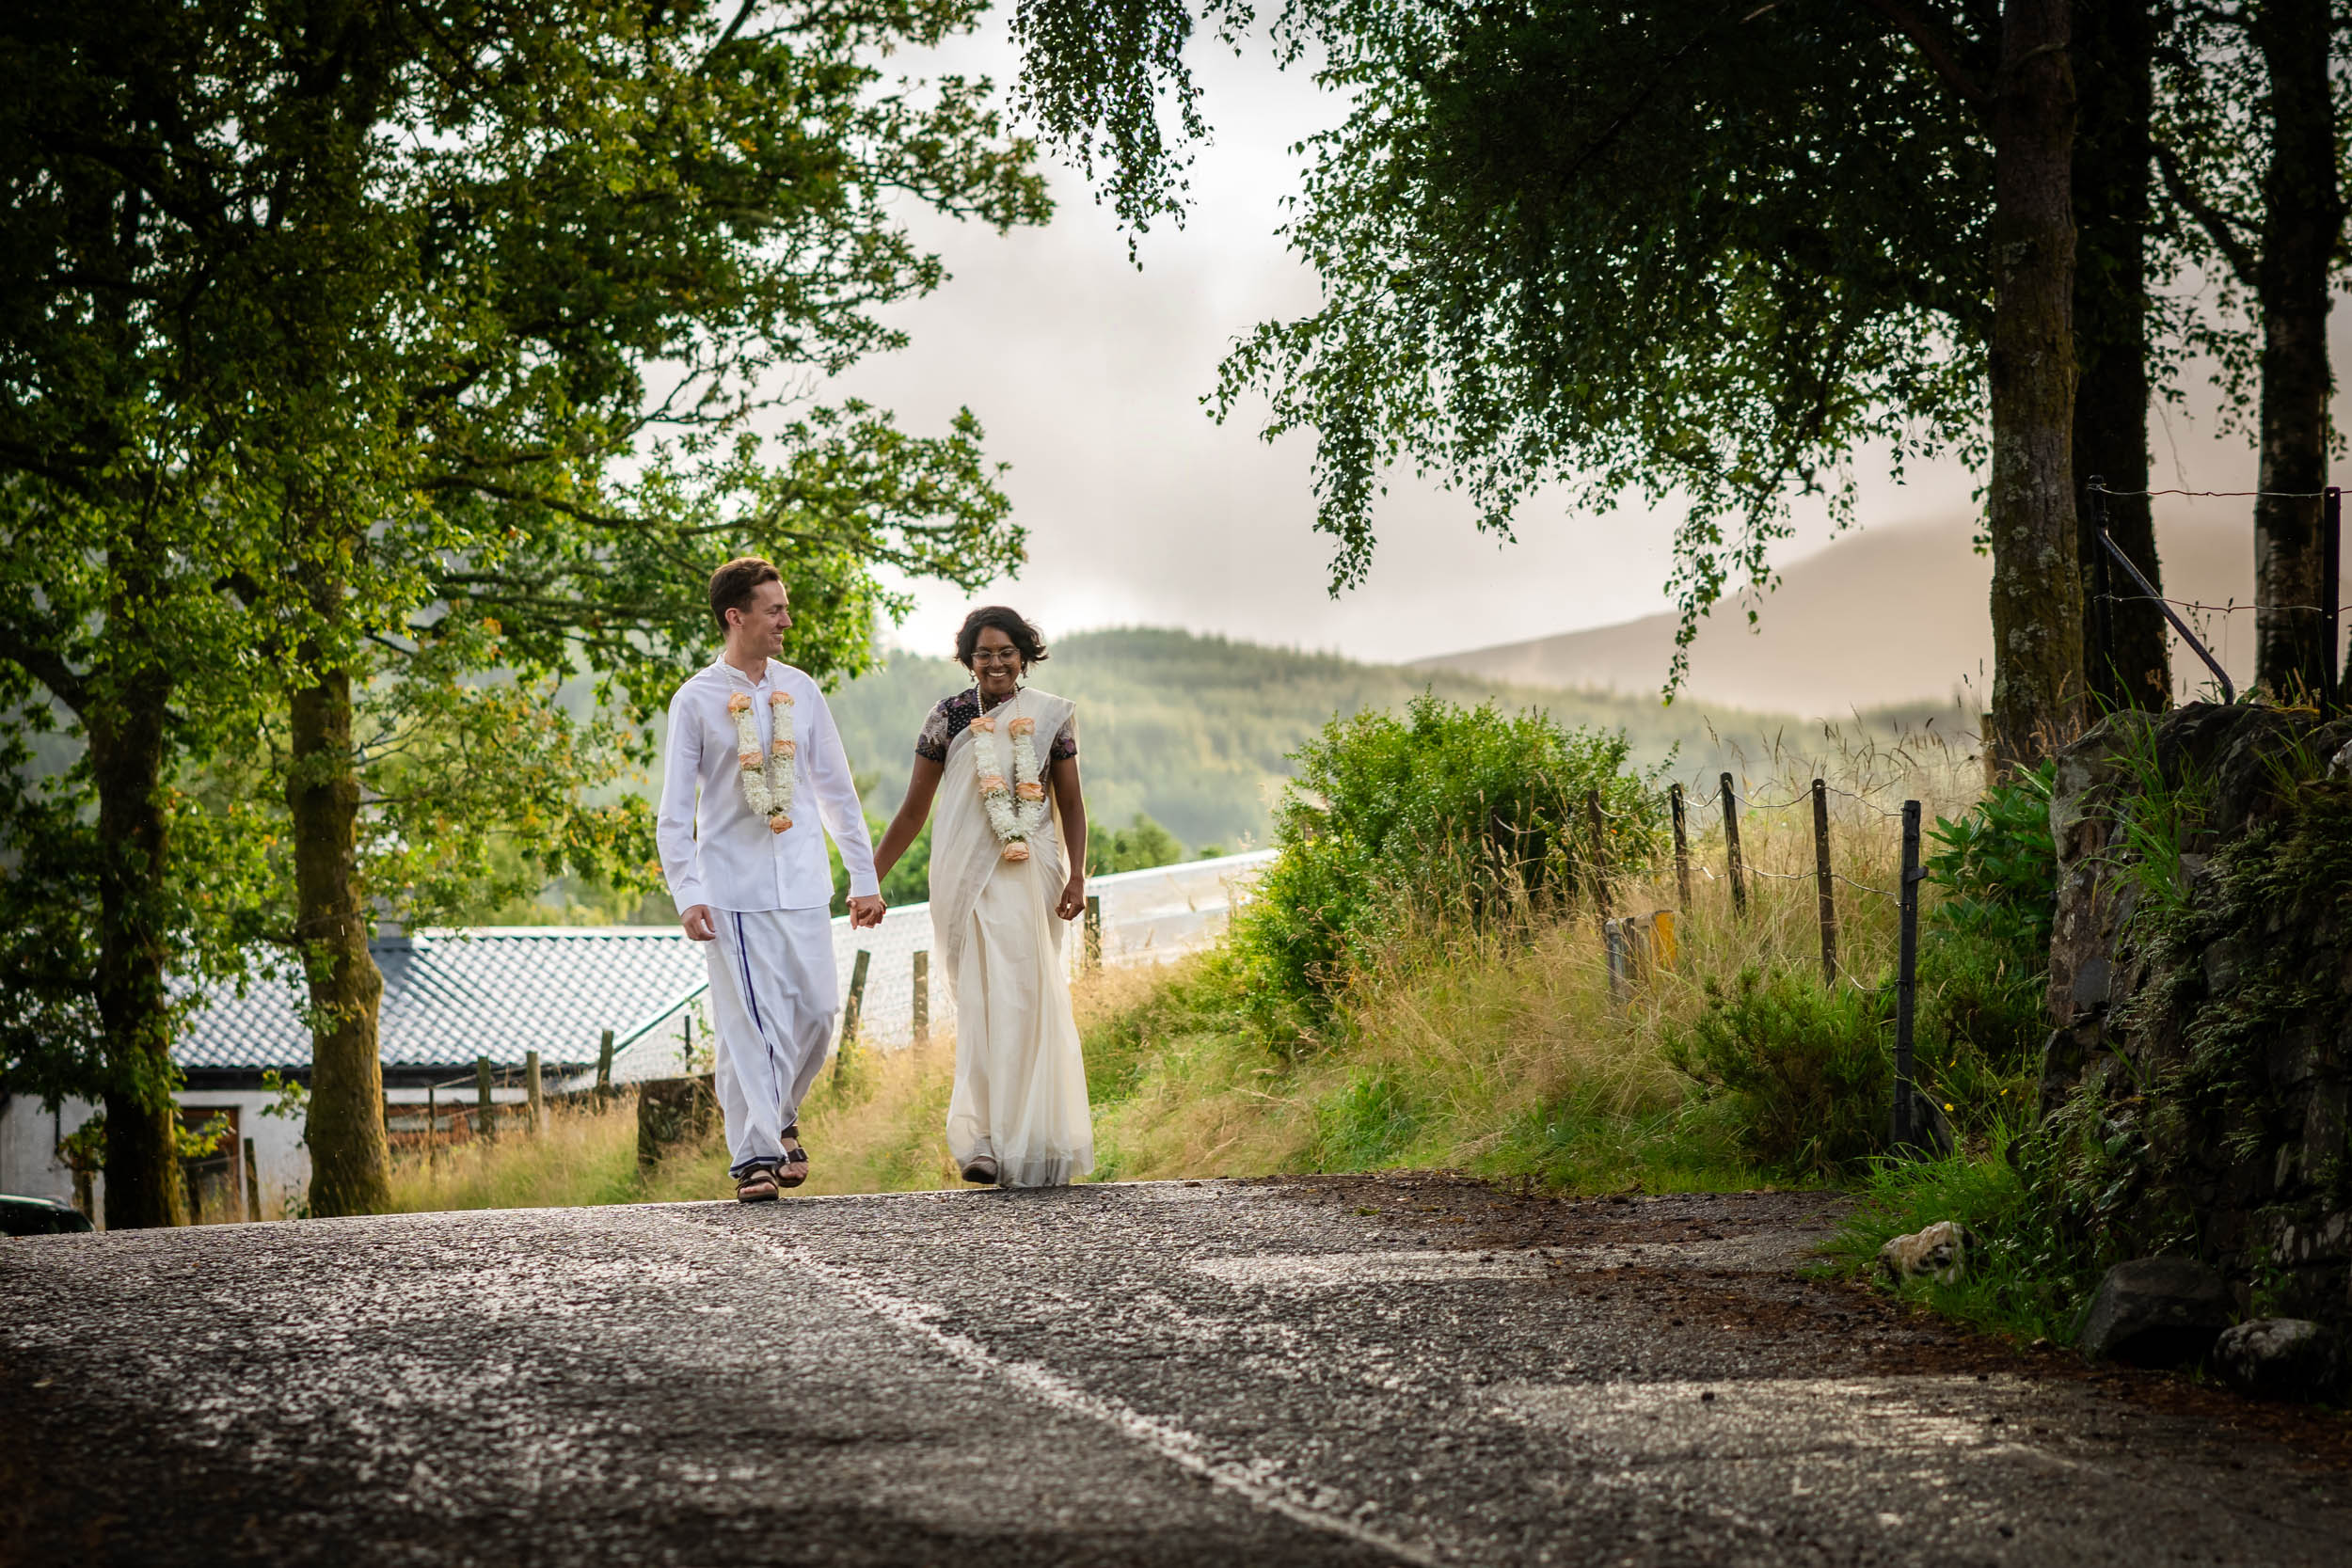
left=2042, top=703, right=2352, bottom=1324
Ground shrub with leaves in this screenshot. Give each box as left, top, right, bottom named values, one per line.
left=1664, top=966, right=1890, bottom=1180
left=1911, top=761, right=2058, bottom=1132
left=1232, top=694, right=1661, bottom=1030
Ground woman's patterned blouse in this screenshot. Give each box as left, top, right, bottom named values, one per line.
left=914, top=687, right=1078, bottom=766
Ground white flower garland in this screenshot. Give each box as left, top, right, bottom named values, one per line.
left=727, top=688, right=796, bottom=833
left=970, top=697, right=1051, bottom=862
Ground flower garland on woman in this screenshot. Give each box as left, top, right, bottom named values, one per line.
left=969, top=709, right=1051, bottom=860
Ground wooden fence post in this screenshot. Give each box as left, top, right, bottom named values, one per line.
left=1894, top=800, right=1922, bottom=1151
left=243, top=1137, right=261, bottom=1222
left=475, top=1055, right=496, bottom=1143
left=1812, top=778, right=1839, bottom=986
left=835, top=947, right=871, bottom=1081
left=1085, top=895, right=1103, bottom=969
left=1584, top=789, right=1612, bottom=917
left=1669, top=783, right=1692, bottom=912
left=1603, top=918, right=1629, bottom=1006
left=595, top=1027, right=615, bottom=1105
left=525, top=1050, right=545, bottom=1133
left=913, top=951, right=930, bottom=1043
left=1719, top=772, right=1747, bottom=917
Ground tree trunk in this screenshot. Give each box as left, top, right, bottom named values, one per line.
left=86, top=623, right=185, bottom=1230
left=288, top=657, right=390, bottom=1217
left=2072, top=0, right=2168, bottom=712
left=1986, top=0, right=2085, bottom=768
left=2249, top=0, right=2343, bottom=702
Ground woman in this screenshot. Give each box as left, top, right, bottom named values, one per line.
left=872, top=607, right=1093, bottom=1187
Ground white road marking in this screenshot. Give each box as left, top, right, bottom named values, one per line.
left=703, top=1217, right=1446, bottom=1568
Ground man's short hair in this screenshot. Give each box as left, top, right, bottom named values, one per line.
left=708, top=557, right=784, bottom=635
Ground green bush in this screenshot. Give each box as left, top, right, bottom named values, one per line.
left=1911, top=761, right=2057, bottom=1132
left=1232, top=693, right=1661, bottom=1027
left=1664, top=966, right=1890, bottom=1179
left=1089, top=811, right=1185, bottom=873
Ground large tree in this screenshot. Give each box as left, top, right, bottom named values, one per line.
left=1018, top=0, right=2096, bottom=764
left=2158, top=0, right=2352, bottom=704
left=0, top=0, right=1045, bottom=1220
left=2074, top=0, right=2172, bottom=712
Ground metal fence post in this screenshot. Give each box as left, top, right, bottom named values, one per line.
left=1812, top=778, right=1838, bottom=986
left=1894, top=800, right=1922, bottom=1152
left=1719, top=772, right=1747, bottom=918
left=1603, top=918, right=1629, bottom=1006
left=912, top=950, right=930, bottom=1043
left=1669, top=782, right=1692, bottom=912
left=2324, top=485, right=2342, bottom=716
left=2088, top=475, right=2115, bottom=693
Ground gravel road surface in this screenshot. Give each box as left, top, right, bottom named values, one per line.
left=4, top=1176, right=2348, bottom=1566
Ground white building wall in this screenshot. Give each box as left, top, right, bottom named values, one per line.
left=0, top=1094, right=99, bottom=1214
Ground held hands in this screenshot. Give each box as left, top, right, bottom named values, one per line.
left=1055, top=874, right=1086, bottom=923
left=849, top=894, right=886, bottom=929
left=681, top=905, right=718, bottom=942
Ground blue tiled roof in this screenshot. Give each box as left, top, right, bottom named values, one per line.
left=175, top=927, right=710, bottom=1073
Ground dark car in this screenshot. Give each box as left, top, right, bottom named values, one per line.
left=0, top=1195, right=94, bottom=1236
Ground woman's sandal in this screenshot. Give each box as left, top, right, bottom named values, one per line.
left=735, top=1163, right=782, bottom=1203
left=960, top=1154, right=999, bottom=1185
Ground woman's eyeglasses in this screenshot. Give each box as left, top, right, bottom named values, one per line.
left=970, top=649, right=1025, bottom=665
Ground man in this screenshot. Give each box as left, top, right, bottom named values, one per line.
left=658, top=557, right=885, bottom=1201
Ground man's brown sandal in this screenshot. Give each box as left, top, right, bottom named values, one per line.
left=776, top=1123, right=809, bottom=1189
left=736, top=1163, right=782, bottom=1203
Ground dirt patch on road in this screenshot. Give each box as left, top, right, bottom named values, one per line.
left=1263, top=1170, right=2352, bottom=1471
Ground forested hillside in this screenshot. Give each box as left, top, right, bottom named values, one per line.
left=828, top=626, right=1848, bottom=851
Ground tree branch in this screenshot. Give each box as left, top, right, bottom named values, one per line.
left=0, top=622, right=88, bottom=712
left=2154, top=143, right=2260, bottom=286
left=1851, top=0, right=1990, bottom=114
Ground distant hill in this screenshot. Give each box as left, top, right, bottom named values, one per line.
left=1416, top=512, right=2298, bottom=715
left=828, top=628, right=1846, bottom=852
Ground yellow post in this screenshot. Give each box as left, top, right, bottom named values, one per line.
left=1649, top=909, right=1679, bottom=973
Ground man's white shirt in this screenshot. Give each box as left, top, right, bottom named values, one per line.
left=658, top=657, right=880, bottom=914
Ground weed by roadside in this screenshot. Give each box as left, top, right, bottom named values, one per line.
left=1823, top=1132, right=2100, bottom=1347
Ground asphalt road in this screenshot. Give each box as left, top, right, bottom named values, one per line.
left=4, top=1176, right=2348, bottom=1567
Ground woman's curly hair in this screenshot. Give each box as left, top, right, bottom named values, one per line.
left=955, top=606, right=1048, bottom=670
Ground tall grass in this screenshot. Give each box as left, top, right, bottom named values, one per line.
left=1076, top=727, right=1986, bottom=1192
left=387, top=1034, right=969, bottom=1212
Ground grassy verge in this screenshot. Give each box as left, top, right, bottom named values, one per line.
left=387, top=1037, right=967, bottom=1212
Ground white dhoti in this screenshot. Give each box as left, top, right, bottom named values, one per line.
left=704, top=906, right=838, bottom=1177
left=930, top=687, right=1094, bottom=1189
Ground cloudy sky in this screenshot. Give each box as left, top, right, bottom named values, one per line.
left=827, top=15, right=2275, bottom=675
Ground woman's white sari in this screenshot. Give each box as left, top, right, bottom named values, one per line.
left=929, top=686, right=1093, bottom=1187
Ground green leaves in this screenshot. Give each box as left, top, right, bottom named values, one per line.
left=1232, top=691, right=1661, bottom=1026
